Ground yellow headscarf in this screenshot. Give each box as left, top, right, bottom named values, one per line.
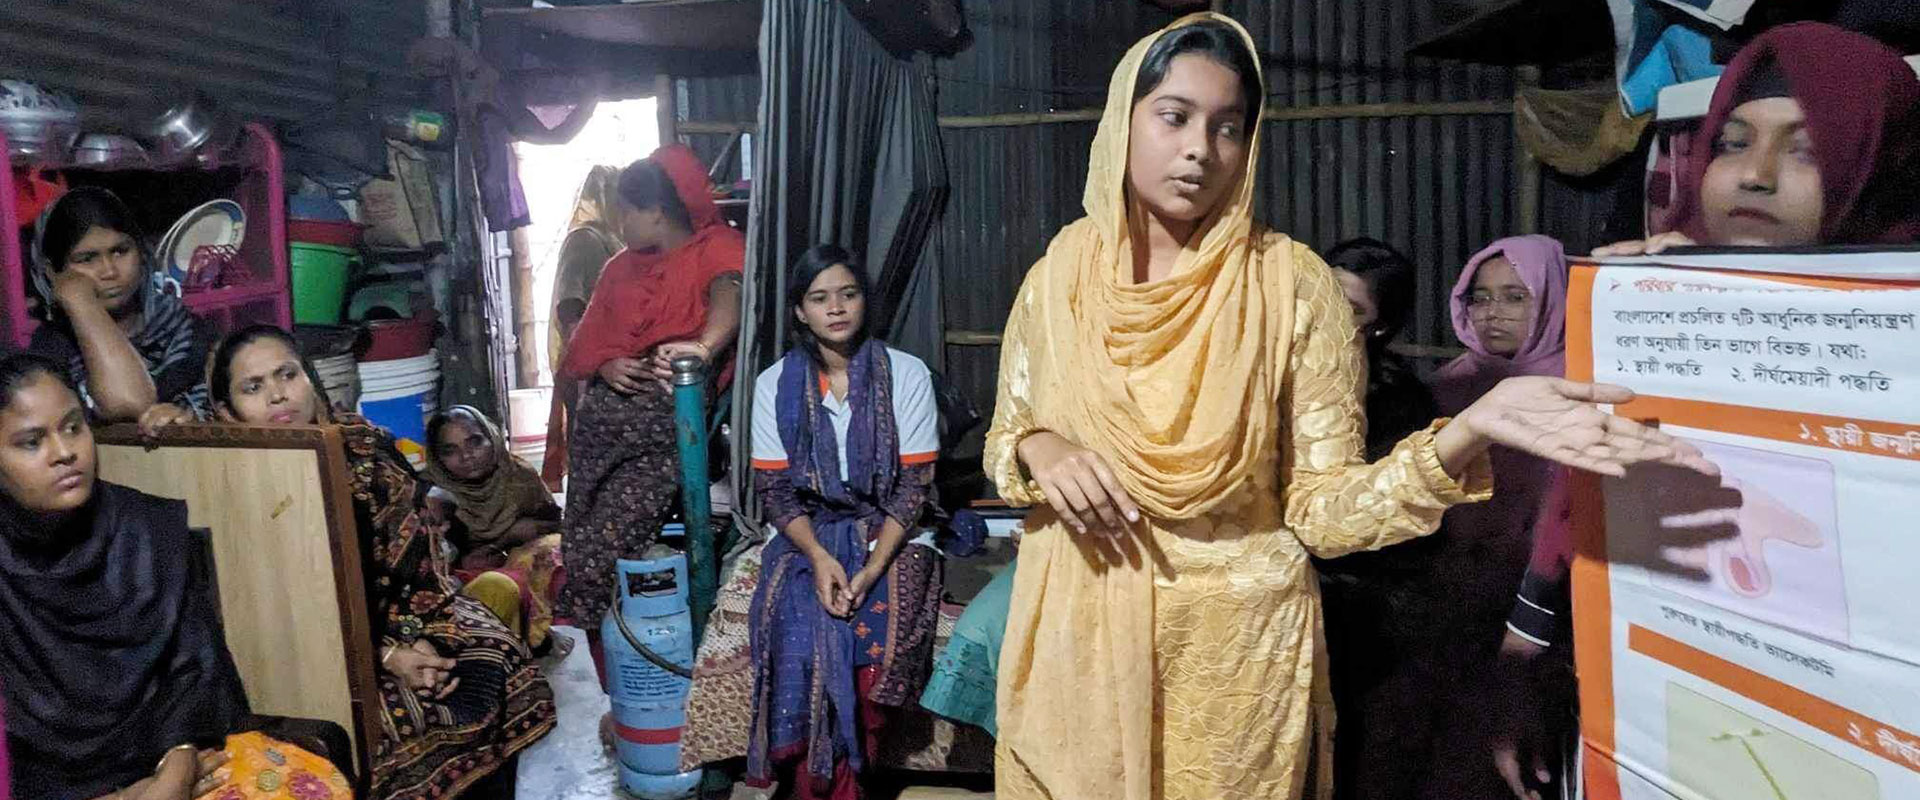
left=997, top=11, right=1296, bottom=521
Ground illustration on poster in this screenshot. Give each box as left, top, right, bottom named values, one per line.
left=1615, top=439, right=1850, bottom=645
left=1669, top=683, right=1881, bottom=800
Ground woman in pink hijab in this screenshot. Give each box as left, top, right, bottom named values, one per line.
left=1419, top=234, right=1573, bottom=800
left=1433, top=235, right=1569, bottom=410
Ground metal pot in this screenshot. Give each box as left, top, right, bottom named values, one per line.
left=144, top=92, right=236, bottom=162
left=71, top=133, right=148, bottom=166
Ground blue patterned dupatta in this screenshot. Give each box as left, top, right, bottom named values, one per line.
left=747, top=340, right=900, bottom=783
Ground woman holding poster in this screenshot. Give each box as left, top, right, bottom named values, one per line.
left=1494, top=22, right=1920, bottom=800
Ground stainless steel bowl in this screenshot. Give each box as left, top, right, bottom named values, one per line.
left=71, top=133, right=148, bottom=166
left=144, top=92, right=236, bottom=162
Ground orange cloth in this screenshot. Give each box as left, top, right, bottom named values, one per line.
left=202, top=732, right=352, bottom=800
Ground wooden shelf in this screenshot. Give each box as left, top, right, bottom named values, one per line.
left=482, top=0, right=758, bottom=51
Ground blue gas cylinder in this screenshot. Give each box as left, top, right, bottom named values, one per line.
left=601, top=534, right=704, bottom=799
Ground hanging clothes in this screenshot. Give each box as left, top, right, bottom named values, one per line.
left=1605, top=0, right=1749, bottom=115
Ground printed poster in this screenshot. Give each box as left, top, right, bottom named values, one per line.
left=1568, top=251, right=1920, bottom=800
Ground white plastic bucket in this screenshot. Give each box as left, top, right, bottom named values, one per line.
left=356, top=351, right=438, bottom=380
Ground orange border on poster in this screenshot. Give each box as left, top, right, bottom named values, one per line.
left=1611, top=396, right=1920, bottom=461
left=1567, top=265, right=1626, bottom=799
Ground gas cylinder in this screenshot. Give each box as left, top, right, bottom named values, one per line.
left=601, top=535, right=703, bottom=799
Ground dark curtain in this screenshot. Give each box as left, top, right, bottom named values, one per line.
left=731, top=0, right=951, bottom=536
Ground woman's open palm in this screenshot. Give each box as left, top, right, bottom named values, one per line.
left=1464, top=377, right=1718, bottom=478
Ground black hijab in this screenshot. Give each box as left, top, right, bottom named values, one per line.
left=0, top=482, right=247, bottom=800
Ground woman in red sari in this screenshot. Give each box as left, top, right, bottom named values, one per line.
left=554, top=145, right=744, bottom=672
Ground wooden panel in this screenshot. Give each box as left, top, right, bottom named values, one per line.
left=94, top=424, right=378, bottom=773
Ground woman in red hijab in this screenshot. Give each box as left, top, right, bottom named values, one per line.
left=553, top=145, right=743, bottom=671
left=1600, top=22, right=1920, bottom=256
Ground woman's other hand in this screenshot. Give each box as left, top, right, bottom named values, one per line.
left=114, top=746, right=229, bottom=800
left=597, top=357, right=649, bottom=395
left=1489, top=630, right=1554, bottom=800
left=185, top=748, right=232, bottom=799
left=1016, top=431, right=1140, bottom=537
left=846, top=566, right=883, bottom=612
left=384, top=641, right=459, bottom=698
left=50, top=268, right=100, bottom=311
left=1591, top=231, right=1697, bottom=258
left=807, top=549, right=853, bottom=617
left=136, top=403, right=193, bottom=439
left=650, top=340, right=713, bottom=383
left=1454, top=377, right=1719, bottom=478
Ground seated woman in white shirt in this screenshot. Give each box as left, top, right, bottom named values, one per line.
left=742, top=244, right=943, bottom=799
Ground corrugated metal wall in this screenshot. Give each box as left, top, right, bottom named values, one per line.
left=1231, top=0, right=1518, bottom=347
left=936, top=0, right=1526, bottom=445
left=682, top=73, right=760, bottom=184
left=0, top=0, right=423, bottom=124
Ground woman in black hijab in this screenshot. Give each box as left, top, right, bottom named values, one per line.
left=0, top=352, right=349, bottom=800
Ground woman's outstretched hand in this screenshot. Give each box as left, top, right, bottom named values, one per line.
left=1453, top=377, right=1720, bottom=478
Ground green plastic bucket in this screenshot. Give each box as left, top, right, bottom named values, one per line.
left=291, top=243, right=355, bottom=324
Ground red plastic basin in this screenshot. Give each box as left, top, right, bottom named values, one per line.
left=290, top=219, right=363, bottom=248
left=361, top=317, right=434, bottom=362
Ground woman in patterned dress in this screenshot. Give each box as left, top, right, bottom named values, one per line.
left=209, top=325, right=556, bottom=800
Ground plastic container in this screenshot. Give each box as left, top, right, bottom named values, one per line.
left=362, top=317, right=434, bottom=361
left=356, top=351, right=438, bottom=379
left=506, top=387, right=551, bottom=439
left=291, top=243, right=354, bottom=324
left=357, top=351, right=440, bottom=468
left=289, top=219, right=362, bottom=248
left=357, top=371, right=438, bottom=397
left=357, top=352, right=438, bottom=397
left=289, top=195, right=351, bottom=222
left=312, top=353, right=360, bottom=409
left=359, top=384, right=436, bottom=468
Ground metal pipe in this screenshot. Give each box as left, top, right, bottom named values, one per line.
left=680, top=98, right=1514, bottom=134
left=670, top=355, right=717, bottom=646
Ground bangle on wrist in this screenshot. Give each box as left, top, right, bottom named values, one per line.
left=381, top=646, right=400, bottom=669
left=154, top=743, right=196, bottom=775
